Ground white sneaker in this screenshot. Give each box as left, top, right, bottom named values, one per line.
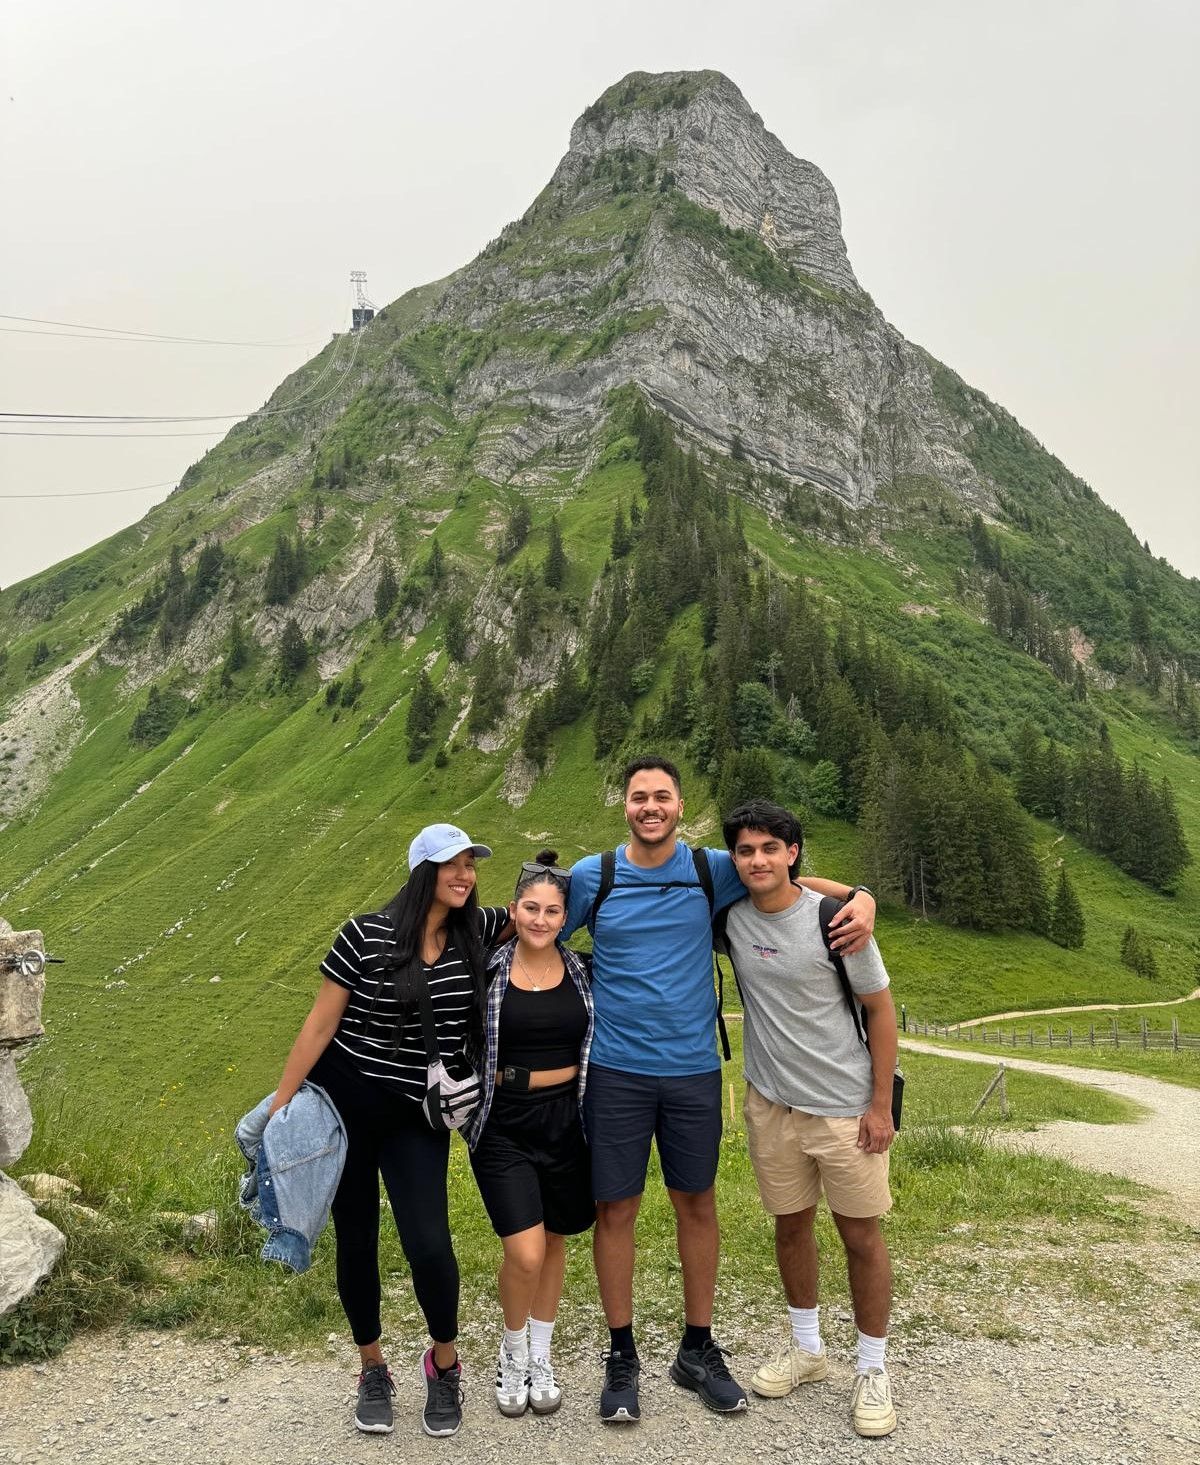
left=495, top=1344, right=530, bottom=1417
left=528, top=1355, right=562, bottom=1415
left=750, top=1339, right=829, bottom=1398
left=851, top=1366, right=897, bottom=1437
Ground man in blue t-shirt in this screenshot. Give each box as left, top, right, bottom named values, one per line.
left=563, top=755, right=876, bottom=1423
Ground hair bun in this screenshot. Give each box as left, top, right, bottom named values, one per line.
left=535, top=849, right=559, bottom=866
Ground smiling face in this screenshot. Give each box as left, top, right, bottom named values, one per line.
left=730, top=827, right=801, bottom=908
left=510, top=878, right=567, bottom=951
left=624, top=767, right=683, bottom=852
left=432, top=850, right=477, bottom=909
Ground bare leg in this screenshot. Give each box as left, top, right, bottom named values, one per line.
left=667, top=1186, right=719, bottom=1328
left=593, top=1194, right=642, bottom=1326
left=498, top=1224, right=548, bottom=1331
left=531, top=1231, right=566, bottom=1322
left=831, top=1212, right=891, bottom=1338
left=359, top=1340, right=385, bottom=1368
left=774, top=1206, right=819, bottom=1307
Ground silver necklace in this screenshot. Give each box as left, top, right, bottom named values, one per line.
left=515, top=948, right=557, bottom=990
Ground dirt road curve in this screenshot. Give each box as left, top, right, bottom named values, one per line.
left=900, top=1038, right=1200, bottom=1222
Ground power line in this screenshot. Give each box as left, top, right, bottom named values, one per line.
left=0, top=324, right=363, bottom=423
left=0, top=479, right=177, bottom=500
left=0, top=312, right=326, bottom=347
left=0, top=429, right=225, bottom=439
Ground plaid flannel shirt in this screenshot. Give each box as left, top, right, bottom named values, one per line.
left=465, top=937, right=593, bottom=1150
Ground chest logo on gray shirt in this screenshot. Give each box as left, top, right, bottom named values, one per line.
left=752, top=942, right=780, bottom=960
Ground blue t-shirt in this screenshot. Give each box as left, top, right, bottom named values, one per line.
left=564, top=843, right=746, bottom=1076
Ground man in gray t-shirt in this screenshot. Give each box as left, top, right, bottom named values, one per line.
left=721, top=800, right=899, bottom=1440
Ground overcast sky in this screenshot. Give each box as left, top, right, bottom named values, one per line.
left=2, top=0, right=1197, bottom=589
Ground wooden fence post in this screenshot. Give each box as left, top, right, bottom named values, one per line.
left=1112, top=1016, right=1119, bottom=1048
left=1174, top=1017, right=1180, bottom=1051
left=1048, top=1023, right=1054, bottom=1048
left=1142, top=1016, right=1148, bottom=1051
left=1089, top=1022, right=1095, bottom=1047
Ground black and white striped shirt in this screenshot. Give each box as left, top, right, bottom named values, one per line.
left=320, top=906, right=508, bottom=1101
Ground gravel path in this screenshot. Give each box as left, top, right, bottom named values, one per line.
left=900, top=1038, right=1200, bottom=1222
left=951, top=989, right=1200, bottom=1027
left=3, top=1328, right=1198, bottom=1465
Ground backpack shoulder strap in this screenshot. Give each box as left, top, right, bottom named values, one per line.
left=586, top=848, right=618, bottom=937
left=817, top=894, right=868, bottom=1050
left=691, top=845, right=716, bottom=916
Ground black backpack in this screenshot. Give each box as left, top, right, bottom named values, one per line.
left=583, top=845, right=730, bottom=1060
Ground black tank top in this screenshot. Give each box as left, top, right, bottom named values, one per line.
left=498, top=977, right=587, bottom=1070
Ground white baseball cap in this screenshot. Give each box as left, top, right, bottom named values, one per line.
left=408, top=822, right=493, bottom=871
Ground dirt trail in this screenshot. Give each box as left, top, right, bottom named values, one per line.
left=950, top=987, right=1200, bottom=1027
left=901, top=1038, right=1200, bottom=1223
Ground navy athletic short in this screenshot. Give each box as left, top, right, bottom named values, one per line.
left=583, top=1064, right=723, bottom=1201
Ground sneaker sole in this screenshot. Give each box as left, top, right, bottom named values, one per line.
left=669, top=1361, right=749, bottom=1412
left=853, top=1408, right=898, bottom=1438
left=354, top=1418, right=394, bottom=1434
left=530, top=1393, right=562, bottom=1416
left=496, top=1397, right=529, bottom=1418
left=600, top=1405, right=639, bottom=1423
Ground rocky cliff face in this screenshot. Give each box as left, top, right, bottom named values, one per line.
left=387, top=69, right=989, bottom=511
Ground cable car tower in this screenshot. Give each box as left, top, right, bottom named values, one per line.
left=350, top=270, right=376, bottom=332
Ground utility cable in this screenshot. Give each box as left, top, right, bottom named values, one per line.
left=0, top=479, right=177, bottom=500
left=0, top=321, right=363, bottom=424
left=0, top=312, right=327, bottom=347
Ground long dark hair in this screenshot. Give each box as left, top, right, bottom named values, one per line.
left=371, top=859, right=488, bottom=1052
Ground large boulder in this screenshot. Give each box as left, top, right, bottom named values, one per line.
left=0, top=1171, right=65, bottom=1314
left=0, top=1050, right=33, bottom=1167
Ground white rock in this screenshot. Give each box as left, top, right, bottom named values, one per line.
left=0, top=1171, right=65, bottom=1313
left=18, top=1172, right=81, bottom=1203
left=0, top=1050, right=33, bottom=1167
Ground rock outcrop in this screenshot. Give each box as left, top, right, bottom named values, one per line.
left=0, top=920, right=65, bottom=1314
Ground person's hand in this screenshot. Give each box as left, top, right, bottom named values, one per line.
left=828, top=889, right=876, bottom=955
left=857, top=1102, right=895, bottom=1153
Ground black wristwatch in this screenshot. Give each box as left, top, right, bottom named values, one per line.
left=847, top=885, right=875, bottom=902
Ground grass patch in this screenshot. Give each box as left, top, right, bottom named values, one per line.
left=2, top=1037, right=1155, bottom=1363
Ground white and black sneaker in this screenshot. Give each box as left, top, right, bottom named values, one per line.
left=354, top=1362, right=395, bottom=1433
left=495, top=1343, right=531, bottom=1417
left=529, top=1356, right=562, bottom=1415
left=599, top=1349, right=641, bottom=1423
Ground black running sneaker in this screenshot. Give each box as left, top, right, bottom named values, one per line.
left=422, top=1349, right=464, bottom=1438
left=599, top=1349, right=641, bottom=1423
left=354, top=1362, right=395, bottom=1434
left=670, top=1339, right=748, bottom=1413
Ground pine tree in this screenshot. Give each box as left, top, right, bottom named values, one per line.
left=406, top=669, right=443, bottom=761
left=374, top=560, right=398, bottom=620
left=339, top=664, right=365, bottom=708
left=610, top=502, right=632, bottom=559
left=499, top=502, right=532, bottom=561
left=277, top=618, right=309, bottom=683
left=716, top=747, right=775, bottom=813
left=426, top=538, right=446, bottom=585
left=467, top=643, right=509, bottom=736
left=806, top=759, right=844, bottom=817
left=521, top=699, right=552, bottom=767
left=224, top=615, right=250, bottom=674
left=1048, top=867, right=1085, bottom=949
left=443, top=598, right=469, bottom=662
left=544, top=516, right=568, bottom=589
left=264, top=532, right=295, bottom=605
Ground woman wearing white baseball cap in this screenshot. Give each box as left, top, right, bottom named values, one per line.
left=267, top=821, right=510, bottom=1440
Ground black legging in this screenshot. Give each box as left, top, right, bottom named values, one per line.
left=313, top=1049, right=459, bottom=1346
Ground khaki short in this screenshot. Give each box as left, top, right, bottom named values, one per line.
left=743, top=1082, right=892, bottom=1219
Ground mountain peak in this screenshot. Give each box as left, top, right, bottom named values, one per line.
left=559, top=69, right=857, bottom=293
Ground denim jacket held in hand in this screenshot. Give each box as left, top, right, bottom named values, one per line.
left=235, top=1081, right=347, bottom=1273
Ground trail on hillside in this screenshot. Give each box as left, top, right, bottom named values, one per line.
left=951, top=988, right=1200, bottom=1027
left=900, top=1039, right=1200, bottom=1223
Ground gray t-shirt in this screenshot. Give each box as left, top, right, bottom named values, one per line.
left=725, top=888, right=890, bottom=1117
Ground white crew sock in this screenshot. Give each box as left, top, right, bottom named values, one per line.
left=503, top=1324, right=528, bottom=1361
left=856, top=1330, right=887, bottom=1374
left=528, top=1316, right=555, bottom=1363
left=788, top=1304, right=821, bottom=1355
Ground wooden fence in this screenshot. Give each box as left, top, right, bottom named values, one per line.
left=903, top=1012, right=1200, bottom=1051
